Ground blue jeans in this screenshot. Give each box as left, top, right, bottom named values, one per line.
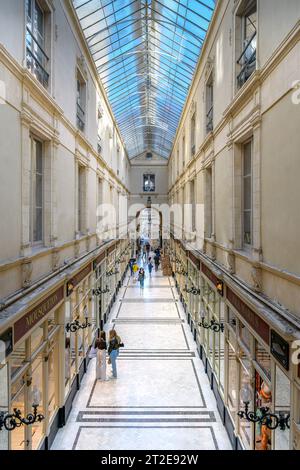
left=110, top=349, right=119, bottom=377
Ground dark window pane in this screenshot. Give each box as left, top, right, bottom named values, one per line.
left=243, top=211, right=251, bottom=245
left=243, top=176, right=251, bottom=210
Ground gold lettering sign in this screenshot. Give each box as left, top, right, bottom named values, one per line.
left=14, top=286, right=64, bottom=344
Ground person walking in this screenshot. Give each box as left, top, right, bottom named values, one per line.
left=108, top=329, right=122, bottom=379
left=129, top=258, right=135, bottom=277
left=95, top=331, right=107, bottom=381
left=133, top=261, right=139, bottom=281
left=154, top=254, right=160, bottom=272
left=138, top=267, right=146, bottom=292
left=148, top=257, right=153, bottom=277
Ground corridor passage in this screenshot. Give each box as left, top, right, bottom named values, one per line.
left=52, top=260, right=232, bottom=451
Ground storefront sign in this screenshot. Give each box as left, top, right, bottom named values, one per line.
left=227, top=287, right=270, bottom=345
left=107, top=243, right=116, bottom=254
left=201, top=263, right=223, bottom=295
left=93, top=251, right=106, bottom=270
left=66, top=263, right=92, bottom=296
left=270, top=330, right=289, bottom=371
left=14, top=286, right=64, bottom=344
left=189, top=252, right=200, bottom=270
left=0, top=328, right=13, bottom=361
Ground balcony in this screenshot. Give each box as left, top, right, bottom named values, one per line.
left=77, top=102, right=85, bottom=131
left=26, top=28, right=49, bottom=88
left=237, top=31, right=257, bottom=88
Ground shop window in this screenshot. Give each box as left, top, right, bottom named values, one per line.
left=254, top=371, right=272, bottom=450
left=143, top=174, right=155, bottom=192
left=11, top=383, right=26, bottom=450
left=239, top=321, right=251, bottom=351
left=228, top=308, right=237, bottom=331
left=255, top=341, right=271, bottom=380
left=227, top=343, right=238, bottom=419
left=30, top=324, right=44, bottom=353
left=10, top=341, right=27, bottom=378
left=219, top=327, right=225, bottom=393
left=274, top=366, right=290, bottom=450
left=235, top=0, right=257, bottom=89
left=25, top=0, right=50, bottom=88
left=239, top=363, right=251, bottom=449
left=0, top=365, right=9, bottom=450
left=31, top=355, right=44, bottom=450
left=48, top=335, right=58, bottom=422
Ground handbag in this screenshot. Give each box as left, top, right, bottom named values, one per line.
left=88, top=346, right=97, bottom=359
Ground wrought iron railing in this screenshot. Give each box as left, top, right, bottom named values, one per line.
left=26, top=27, right=49, bottom=88
left=77, top=102, right=85, bottom=131
left=237, top=31, right=257, bottom=88
left=206, top=105, right=213, bottom=133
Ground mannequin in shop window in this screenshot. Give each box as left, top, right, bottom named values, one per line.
left=255, top=381, right=272, bottom=451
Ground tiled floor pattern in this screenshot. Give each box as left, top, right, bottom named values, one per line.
left=52, top=259, right=232, bottom=450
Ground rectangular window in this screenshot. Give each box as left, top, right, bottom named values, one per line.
left=26, top=0, right=49, bottom=88
left=143, top=174, right=155, bottom=192
left=97, top=134, right=102, bottom=154
left=78, top=165, right=85, bottom=233
left=242, top=140, right=252, bottom=246
left=205, top=167, right=213, bottom=238
left=97, top=178, right=102, bottom=209
left=206, top=73, right=214, bottom=133
left=182, top=136, right=185, bottom=169
left=190, top=180, right=196, bottom=232
left=191, top=114, right=196, bottom=156
left=30, top=138, right=44, bottom=244
left=76, top=71, right=86, bottom=131
left=236, top=0, right=257, bottom=88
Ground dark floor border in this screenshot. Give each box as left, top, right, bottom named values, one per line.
left=72, top=425, right=219, bottom=451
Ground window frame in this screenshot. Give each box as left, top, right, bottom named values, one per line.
left=143, top=173, right=155, bottom=193
left=235, top=0, right=257, bottom=90
left=25, top=0, right=50, bottom=89
left=30, top=136, right=44, bottom=246
left=242, top=139, right=253, bottom=248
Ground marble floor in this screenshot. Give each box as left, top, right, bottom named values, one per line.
left=52, top=259, right=232, bottom=450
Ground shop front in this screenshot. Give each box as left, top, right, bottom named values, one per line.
left=175, top=249, right=298, bottom=450
left=0, top=284, right=64, bottom=450
left=224, top=287, right=293, bottom=450
left=64, top=263, right=93, bottom=420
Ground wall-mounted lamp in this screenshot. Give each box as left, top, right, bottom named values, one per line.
left=238, top=385, right=290, bottom=431
left=198, top=308, right=224, bottom=332
left=0, top=387, right=44, bottom=432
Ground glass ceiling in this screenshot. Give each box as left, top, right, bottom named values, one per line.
left=73, top=0, right=216, bottom=159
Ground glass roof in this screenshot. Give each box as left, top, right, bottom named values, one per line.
left=73, top=0, right=215, bottom=159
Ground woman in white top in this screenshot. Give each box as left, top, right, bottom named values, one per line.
left=95, top=331, right=107, bottom=381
